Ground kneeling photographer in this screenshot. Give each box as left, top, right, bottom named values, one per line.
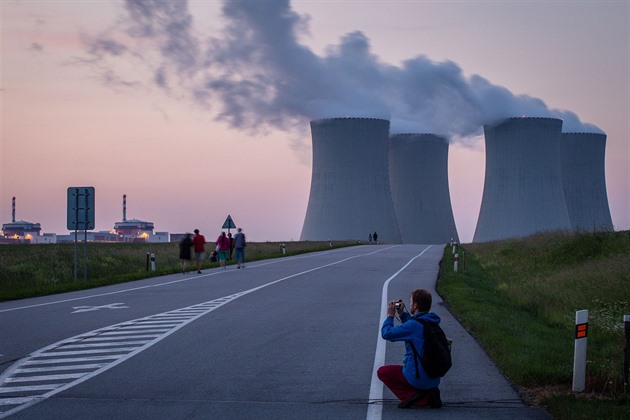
left=377, top=288, right=443, bottom=409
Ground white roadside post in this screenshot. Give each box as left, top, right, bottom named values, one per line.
left=454, top=253, right=459, bottom=272
left=572, top=309, right=589, bottom=392
left=624, top=315, right=630, bottom=390
left=150, top=253, right=156, bottom=272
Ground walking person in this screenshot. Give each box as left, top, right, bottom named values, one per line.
left=179, top=233, right=193, bottom=273
left=373, top=231, right=378, bottom=244
left=234, top=227, right=246, bottom=268
left=377, top=288, right=443, bottom=409
left=369, top=232, right=373, bottom=243
left=192, top=229, right=206, bottom=274
left=216, top=231, right=230, bottom=269
left=228, top=232, right=235, bottom=260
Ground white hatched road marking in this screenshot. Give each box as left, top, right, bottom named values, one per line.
left=0, top=247, right=395, bottom=418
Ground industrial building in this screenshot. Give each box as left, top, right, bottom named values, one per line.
left=0, top=194, right=167, bottom=244
left=1, top=197, right=41, bottom=242
left=389, top=133, right=459, bottom=244
left=473, top=117, right=572, bottom=242
left=113, top=194, right=155, bottom=238
left=561, top=132, right=613, bottom=232
left=300, top=118, right=401, bottom=243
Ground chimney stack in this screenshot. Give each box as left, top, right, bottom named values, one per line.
left=12, top=197, right=16, bottom=223
left=123, top=194, right=127, bottom=222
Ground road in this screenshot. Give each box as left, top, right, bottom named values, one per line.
left=0, top=245, right=550, bottom=419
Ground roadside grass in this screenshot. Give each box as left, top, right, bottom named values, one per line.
left=438, top=230, right=630, bottom=419
left=0, top=240, right=358, bottom=301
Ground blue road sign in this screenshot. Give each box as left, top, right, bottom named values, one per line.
left=67, top=187, right=95, bottom=231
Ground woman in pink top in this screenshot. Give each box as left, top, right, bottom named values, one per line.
left=216, top=232, right=230, bottom=269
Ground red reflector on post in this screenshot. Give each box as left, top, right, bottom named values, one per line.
left=576, top=323, right=588, bottom=339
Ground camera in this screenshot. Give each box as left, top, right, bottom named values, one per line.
left=394, top=301, right=403, bottom=309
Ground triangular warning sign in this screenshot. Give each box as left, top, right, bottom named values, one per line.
left=222, top=214, right=236, bottom=229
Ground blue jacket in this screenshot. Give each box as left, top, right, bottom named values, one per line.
left=381, top=311, right=441, bottom=390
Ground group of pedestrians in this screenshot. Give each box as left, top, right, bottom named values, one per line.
left=178, top=228, right=246, bottom=273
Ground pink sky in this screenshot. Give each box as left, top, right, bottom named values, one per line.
left=1, top=1, right=628, bottom=243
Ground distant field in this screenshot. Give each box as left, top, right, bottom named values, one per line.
left=0, top=240, right=359, bottom=301
left=439, top=230, right=630, bottom=419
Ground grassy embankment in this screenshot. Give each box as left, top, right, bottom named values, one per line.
left=0, top=240, right=357, bottom=301
left=438, top=230, right=630, bottom=419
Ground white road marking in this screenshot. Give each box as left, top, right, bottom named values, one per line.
left=0, top=246, right=395, bottom=418
left=71, top=303, right=128, bottom=313
left=366, top=245, right=432, bottom=420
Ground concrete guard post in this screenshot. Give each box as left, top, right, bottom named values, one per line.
left=572, top=309, right=589, bottom=392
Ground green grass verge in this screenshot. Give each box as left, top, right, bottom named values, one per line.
left=0, top=240, right=359, bottom=301
left=438, top=230, right=630, bottom=419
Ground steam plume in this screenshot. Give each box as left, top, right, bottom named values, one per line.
left=83, top=0, right=602, bottom=139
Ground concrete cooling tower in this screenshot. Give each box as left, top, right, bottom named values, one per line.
left=389, top=133, right=459, bottom=244
left=561, top=132, right=613, bottom=232
left=473, top=117, right=572, bottom=242
left=300, top=118, right=401, bottom=243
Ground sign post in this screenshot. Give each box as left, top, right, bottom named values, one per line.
left=222, top=214, right=236, bottom=234
left=624, top=315, right=630, bottom=391
left=572, top=309, right=589, bottom=392
left=67, top=187, right=95, bottom=282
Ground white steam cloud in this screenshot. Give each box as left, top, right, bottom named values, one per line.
left=83, top=0, right=602, bottom=139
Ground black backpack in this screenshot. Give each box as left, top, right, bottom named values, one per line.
left=407, top=318, right=452, bottom=378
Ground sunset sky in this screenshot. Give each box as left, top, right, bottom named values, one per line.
left=2, top=0, right=628, bottom=243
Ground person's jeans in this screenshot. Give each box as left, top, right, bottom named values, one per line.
left=377, top=365, right=427, bottom=404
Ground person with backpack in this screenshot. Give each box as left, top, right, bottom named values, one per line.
left=377, top=288, right=447, bottom=409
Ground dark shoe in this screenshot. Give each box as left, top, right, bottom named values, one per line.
left=428, top=387, right=442, bottom=408
left=197, top=270, right=202, bottom=274
left=398, top=390, right=427, bottom=409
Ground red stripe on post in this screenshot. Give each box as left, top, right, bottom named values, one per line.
left=576, top=323, right=588, bottom=339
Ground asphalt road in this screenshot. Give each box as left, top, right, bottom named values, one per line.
left=0, top=245, right=550, bottom=419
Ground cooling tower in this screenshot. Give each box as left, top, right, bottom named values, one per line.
left=561, top=132, right=613, bottom=231
left=389, top=133, right=459, bottom=244
left=473, top=117, right=572, bottom=242
left=300, top=118, right=401, bottom=243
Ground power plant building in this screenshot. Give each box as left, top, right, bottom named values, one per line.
left=113, top=194, right=154, bottom=237
left=389, top=133, right=459, bottom=244
left=1, top=197, right=41, bottom=240
left=473, top=117, right=572, bottom=242
left=300, top=118, right=401, bottom=243
left=561, top=132, right=613, bottom=232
